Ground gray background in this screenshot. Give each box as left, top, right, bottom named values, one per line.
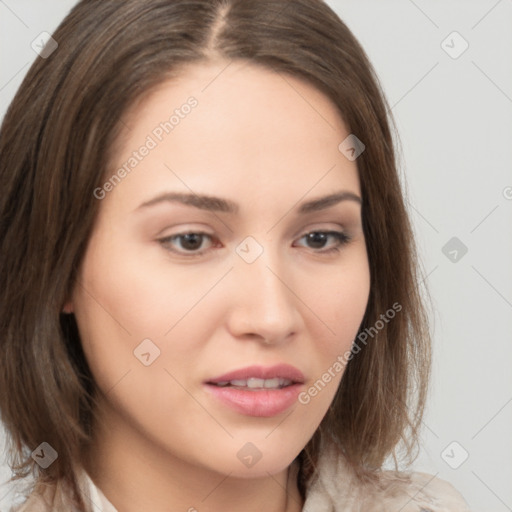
left=1, top=1, right=511, bottom=511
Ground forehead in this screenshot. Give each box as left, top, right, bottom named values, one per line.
left=105, top=60, right=361, bottom=213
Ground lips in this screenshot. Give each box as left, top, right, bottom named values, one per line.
left=203, top=364, right=305, bottom=417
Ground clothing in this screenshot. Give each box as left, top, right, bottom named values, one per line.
left=11, top=444, right=471, bottom=512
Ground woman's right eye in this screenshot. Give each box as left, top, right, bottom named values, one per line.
left=158, top=232, right=216, bottom=256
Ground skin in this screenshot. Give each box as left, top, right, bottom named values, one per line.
left=66, top=59, right=371, bottom=512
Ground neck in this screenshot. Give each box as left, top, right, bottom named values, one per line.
left=82, top=400, right=304, bottom=512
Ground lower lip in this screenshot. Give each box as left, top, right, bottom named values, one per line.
left=204, top=383, right=303, bottom=417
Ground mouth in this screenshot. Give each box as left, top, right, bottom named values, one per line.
left=205, top=363, right=305, bottom=388
left=203, top=364, right=305, bottom=417
left=207, top=377, right=295, bottom=390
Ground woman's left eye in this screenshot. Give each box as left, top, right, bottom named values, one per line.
left=158, top=230, right=351, bottom=257
left=294, top=231, right=352, bottom=253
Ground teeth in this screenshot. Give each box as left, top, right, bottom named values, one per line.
left=214, top=377, right=292, bottom=389
left=262, top=378, right=281, bottom=389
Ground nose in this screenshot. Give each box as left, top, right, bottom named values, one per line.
left=225, top=249, right=302, bottom=345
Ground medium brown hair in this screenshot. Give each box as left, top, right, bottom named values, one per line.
left=0, top=0, right=431, bottom=508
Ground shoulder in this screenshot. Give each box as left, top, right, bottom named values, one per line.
left=410, top=471, right=472, bottom=511
left=8, top=477, right=85, bottom=512
left=9, top=483, right=54, bottom=512
left=366, top=469, right=472, bottom=512
left=303, top=444, right=472, bottom=512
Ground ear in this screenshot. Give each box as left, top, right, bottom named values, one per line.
left=62, top=300, right=74, bottom=314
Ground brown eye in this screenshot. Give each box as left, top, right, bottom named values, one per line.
left=305, top=232, right=329, bottom=249
left=175, top=233, right=205, bottom=251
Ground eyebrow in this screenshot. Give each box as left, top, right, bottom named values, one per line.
left=136, top=190, right=362, bottom=214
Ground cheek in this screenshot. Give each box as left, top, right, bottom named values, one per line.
left=314, top=252, right=371, bottom=350
left=71, top=253, right=205, bottom=438
left=302, top=256, right=370, bottom=415
left=75, top=231, right=219, bottom=337
left=72, top=234, right=227, bottom=387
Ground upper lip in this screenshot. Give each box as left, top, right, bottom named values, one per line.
left=206, top=364, right=305, bottom=384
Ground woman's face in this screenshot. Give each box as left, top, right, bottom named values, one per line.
left=69, top=60, right=370, bottom=478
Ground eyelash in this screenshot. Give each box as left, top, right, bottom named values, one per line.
left=158, top=230, right=352, bottom=258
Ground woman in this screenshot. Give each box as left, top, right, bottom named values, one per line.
left=0, top=0, right=471, bottom=510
